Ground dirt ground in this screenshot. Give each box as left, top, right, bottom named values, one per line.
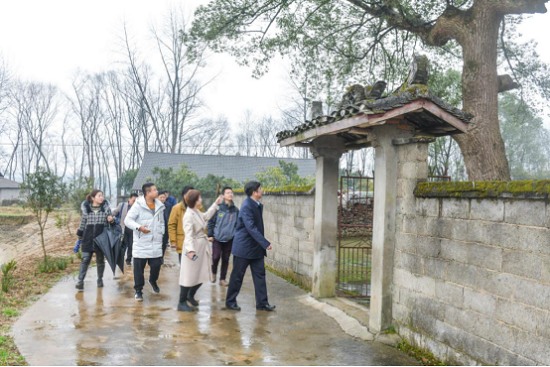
left=0, top=209, right=78, bottom=265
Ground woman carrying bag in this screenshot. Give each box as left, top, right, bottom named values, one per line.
left=178, top=190, right=223, bottom=312
left=76, top=189, right=115, bottom=291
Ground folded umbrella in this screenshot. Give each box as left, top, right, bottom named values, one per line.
left=94, top=224, right=125, bottom=275
left=111, top=225, right=126, bottom=274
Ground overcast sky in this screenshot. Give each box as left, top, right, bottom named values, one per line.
left=0, top=0, right=549, bottom=128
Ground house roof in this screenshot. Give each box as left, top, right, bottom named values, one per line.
left=0, top=177, right=21, bottom=189
left=132, top=152, right=316, bottom=191
left=276, top=56, right=474, bottom=147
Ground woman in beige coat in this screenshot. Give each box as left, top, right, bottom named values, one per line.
left=178, top=190, right=223, bottom=312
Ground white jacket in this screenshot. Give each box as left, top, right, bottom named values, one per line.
left=124, top=196, right=165, bottom=259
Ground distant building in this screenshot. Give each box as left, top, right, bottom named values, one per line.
left=0, top=173, right=22, bottom=205
left=132, top=152, right=316, bottom=191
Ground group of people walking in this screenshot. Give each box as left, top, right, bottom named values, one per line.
left=75, top=181, right=275, bottom=312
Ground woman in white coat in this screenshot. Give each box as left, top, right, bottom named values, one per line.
left=178, top=190, right=223, bottom=312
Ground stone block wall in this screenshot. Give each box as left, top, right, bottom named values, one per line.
left=234, top=192, right=315, bottom=289
left=393, top=181, right=550, bottom=365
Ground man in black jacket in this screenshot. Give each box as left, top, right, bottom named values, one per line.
left=112, top=193, right=138, bottom=266
left=207, top=187, right=239, bottom=286
left=225, top=181, right=275, bottom=311
left=158, top=190, right=174, bottom=258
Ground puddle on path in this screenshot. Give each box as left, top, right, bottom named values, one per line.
left=12, top=251, right=418, bottom=366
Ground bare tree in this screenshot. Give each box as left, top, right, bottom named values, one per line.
left=69, top=72, right=104, bottom=182
left=183, top=116, right=230, bottom=155
left=151, top=8, right=208, bottom=154
left=9, top=81, right=59, bottom=177
left=236, top=110, right=258, bottom=157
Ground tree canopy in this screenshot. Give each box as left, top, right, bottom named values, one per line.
left=255, top=160, right=314, bottom=187
left=190, top=0, right=550, bottom=180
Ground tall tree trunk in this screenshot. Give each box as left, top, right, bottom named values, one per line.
left=453, top=9, right=511, bottom=181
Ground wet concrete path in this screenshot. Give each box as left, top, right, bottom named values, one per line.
left=12, top=251, right=417, bottom=365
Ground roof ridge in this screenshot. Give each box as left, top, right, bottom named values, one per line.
left=142, top=152, right=314, bottom=161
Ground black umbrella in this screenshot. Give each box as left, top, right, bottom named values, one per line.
left=94, top=225, right=125, bottom=275
left=112, top=226, right=126, bottom=274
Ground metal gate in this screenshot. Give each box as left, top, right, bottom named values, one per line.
left=337, top=176, right=374, bottom=299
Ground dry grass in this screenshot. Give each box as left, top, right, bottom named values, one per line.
left=0, top=212, right=81, bottom=366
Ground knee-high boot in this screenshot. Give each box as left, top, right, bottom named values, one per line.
left=76, top=252, right=93, bottom=289
left=188, top=284, right=202, bottom=307
left=177, top=286, right=194, bottom=312
left=96, top=251, right=106, bottom=288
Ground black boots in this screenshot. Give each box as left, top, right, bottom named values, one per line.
left=77, top=252, right=105, bottom=290
left=188, top=284, right=202, bottom=307
left=177, top=286, right=194, bottom=312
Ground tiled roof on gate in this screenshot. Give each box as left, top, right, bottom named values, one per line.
left=276, top=85, right=474, bottom=143
left=132, top=152, right=316, bottom=191
left=276, top=55, right=474, bottom=144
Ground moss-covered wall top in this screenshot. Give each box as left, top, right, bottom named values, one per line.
left=415, top=180, right=550, bottom=199
left=233, top=185, right=315, bottom=196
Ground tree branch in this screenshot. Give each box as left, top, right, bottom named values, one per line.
left=341, top=0, right=469, bottom=47
left=487, top=0, right=548, bottom=15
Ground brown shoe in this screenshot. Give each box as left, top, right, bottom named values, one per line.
left=211, top=273, right=217, bottom=283
left=219, top=279, right=229, bottom=287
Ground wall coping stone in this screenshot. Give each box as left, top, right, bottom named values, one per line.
left=414, top=180, right=550, bottom=200
left=234, top=185, right=315, bottom=196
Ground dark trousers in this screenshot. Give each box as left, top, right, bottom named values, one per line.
left=179, top=284, right=202, bottom=303
left=226, top=256, right=268, bottom=308
left=78, top=251, right=105, bottom=283
left=178, top=253, right=182, bottom=264
left=212, top=240, right=233, bottom=280
left=123, top=227, right=133, bottom=262
left=133, top=257, right=162, bottom=292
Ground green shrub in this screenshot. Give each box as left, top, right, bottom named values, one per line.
left=37, top=257, right=70, bottom=273
left=1, top=260, right=17, bottom=293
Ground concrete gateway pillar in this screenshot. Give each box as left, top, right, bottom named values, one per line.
left=309, top=136, right=346, bottom=299
left=368, top=124, right=429, bottom=333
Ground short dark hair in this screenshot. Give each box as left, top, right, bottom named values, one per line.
left=130, top=193, right=138, bottom=199
left=181, top=186, right=194, bottom=198
left=142, top=183, right=155, bottom=196
left=244, top=181, right=261, bottom=197
left=158, top=190, right=168, bottom=196
left=222, top=186, right=233, bottom=195
left=184, top=190, right=201, bottom=209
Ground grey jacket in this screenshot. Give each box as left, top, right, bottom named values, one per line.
left=207, top=201, right=239, bottom=242
left=112, top=201, right=132, bottom=232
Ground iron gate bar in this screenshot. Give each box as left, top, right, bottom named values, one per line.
left=337, top=175, right=374, bottom=299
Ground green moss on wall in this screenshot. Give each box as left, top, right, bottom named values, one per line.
left=414, top=180, right=550, bottom=199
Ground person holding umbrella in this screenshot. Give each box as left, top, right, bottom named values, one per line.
left=76, top=189, right=115, bottom=291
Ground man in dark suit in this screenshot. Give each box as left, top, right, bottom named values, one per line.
left=226, top=181, right=275, bottom=311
